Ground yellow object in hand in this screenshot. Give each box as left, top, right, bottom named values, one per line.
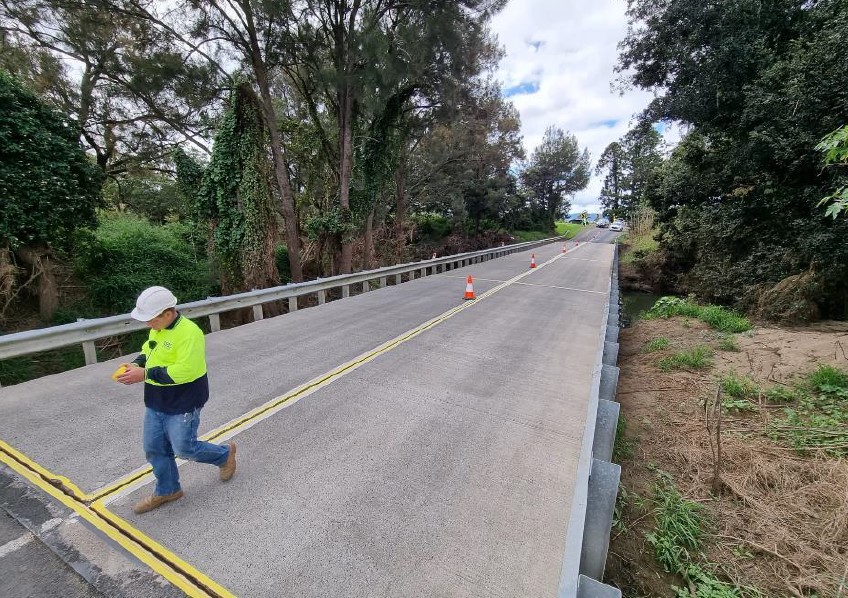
left=111, top=365, right=128, bottom=381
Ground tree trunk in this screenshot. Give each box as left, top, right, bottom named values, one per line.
left=394, top=162, right=407, bottom=235
left=0, top=243, right=17, bottom=319
left=339, top=85, right=354, bottom=274
left=16, top=244, right=59, bottom=322
left=364, top=209, right=375, bottom=270
left=242, top=4, right=304, bottom=282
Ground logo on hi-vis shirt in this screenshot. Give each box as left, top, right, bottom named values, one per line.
left=163, top=341, right=173, bottom=350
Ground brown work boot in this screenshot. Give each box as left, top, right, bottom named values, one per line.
left=132, top=490, right=184, bottom=514
left=219, top=442, right=237, bottom=481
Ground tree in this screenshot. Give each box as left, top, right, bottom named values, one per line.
left=1, top=0, right=225, bottom=175
left=285, top=0, right=507, bottom=273
left=595, top=141, right=626, bottom=216
left=520, top=126, right=590, bottom=231
left=196, top=83, right=280, bottom=297
left=816, top=124, right=848, bottom=218
left=596, top=125, right=663, bottom=218
left=619, top=0, right=848, bottom=319
left=0, top=71, right=103, bottom=321
left=108, top=0, right=305, bottom=281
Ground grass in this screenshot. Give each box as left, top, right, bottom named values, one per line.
left=658, top=345, right=714, bottom=371
left=513, top=222, right=586, bottom=243
left=645, top=297, right=752, bottom=333
left=717, top=334, right=740, bottom=352
left=645, top=336, right=672, bottom=353
left=555, top=221, right=587, bottom=238
left=613, top=413, right=636, bottom=462
left=768, top=365, right=848, bottom=456
left=720, top=372, right=759, bottom=413
left=647, top=473, right=753, bottom=598
left=620, top=230, right=660, bottom=265
left=512, top=230, right=552, bottom=242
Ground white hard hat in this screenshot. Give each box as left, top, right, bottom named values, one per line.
left=131, top=286, right=178, bottom=321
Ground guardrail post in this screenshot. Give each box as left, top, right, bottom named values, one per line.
left=419, top=268, right=425, bottom=278
left=288, top=297, right=297, bottom=312
left=362, top=281, right=369, bottom=293
left=252, top=305, right=263, bottom=321
left=209, top=314, right=221, bottom=332
left=342, top=285, right=350, bottom=298
left=592, top=400, right=620, bottom=463
left=579, top=459, right=621, bottom=581
left=317, top=290, right=326, bottom=305
left=379, top=276, right=386, bottom=287
left=82, top=340, right=97, bottom=365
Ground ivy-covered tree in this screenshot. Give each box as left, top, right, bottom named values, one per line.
left=196, top=83, right=280, bottom=296
left=0, top=71, right=103, bottom=321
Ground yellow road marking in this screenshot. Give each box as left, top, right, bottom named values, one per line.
left=0, top=440, right=234, bottom=598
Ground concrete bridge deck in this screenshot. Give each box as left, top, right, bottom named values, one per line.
left=0, top=239, right=616, bottom=597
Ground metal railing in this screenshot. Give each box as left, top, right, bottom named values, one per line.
left=0, top=238, right=560, bottom=366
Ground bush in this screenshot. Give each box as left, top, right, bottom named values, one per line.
left=75, top=215, right=213, bottom=314
left=411, top=212, right=452, bottom=241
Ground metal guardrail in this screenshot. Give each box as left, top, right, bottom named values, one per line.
left=558, top=241, right=622, bottom=598
left=0, top=238, right=560, bottom=365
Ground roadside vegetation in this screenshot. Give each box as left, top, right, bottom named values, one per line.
left=609, top=283, right=848, bottom=596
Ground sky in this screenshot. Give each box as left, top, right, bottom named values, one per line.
left=490, top=0, right=671, bottom=215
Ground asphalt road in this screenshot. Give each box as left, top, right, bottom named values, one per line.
left=0, top=236, right=615, bottom=597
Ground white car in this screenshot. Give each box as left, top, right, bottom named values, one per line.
left=610, top=220, right=624, bottom=232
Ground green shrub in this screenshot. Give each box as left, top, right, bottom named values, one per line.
left=411, top=212, right=452, bottom=240
left=721, top=372, right=758, bottom=400
left=647, top=473, right=748, bottom=598
left=75, top=215, right=212, bottom=314
left=768, top=365, right=848, bottom=456
left=807, top=364, right=848, bottom=391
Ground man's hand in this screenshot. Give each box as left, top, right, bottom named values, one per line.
left=117, top=364, right=146, bottom=385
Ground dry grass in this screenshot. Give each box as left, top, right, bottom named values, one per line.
left=609, top=317, right=848, bottom=597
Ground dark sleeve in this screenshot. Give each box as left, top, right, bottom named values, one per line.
left=146, top=366, right=175, bottom=384
left=132, top=354, right=147, bottom=367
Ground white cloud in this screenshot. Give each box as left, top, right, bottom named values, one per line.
left=490, top=0, right=662, bottom=214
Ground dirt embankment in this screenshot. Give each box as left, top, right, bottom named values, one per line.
left=608, top=314, right=848, bottom=597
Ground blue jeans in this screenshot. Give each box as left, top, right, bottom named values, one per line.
left=142, top=407, right=229, bottom=496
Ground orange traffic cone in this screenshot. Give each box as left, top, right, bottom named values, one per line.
left=562, top=243, right=567, bottom=253
left=431, top=252, right=437, bottom=259
left=464, top=275, right=476, bottom=300
left=530, top=253, right=537, bottom=269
